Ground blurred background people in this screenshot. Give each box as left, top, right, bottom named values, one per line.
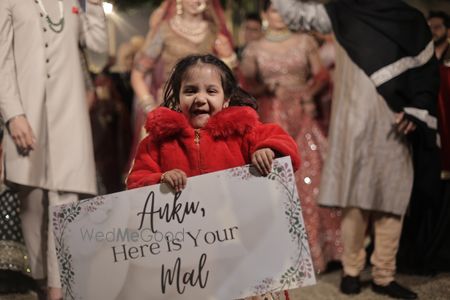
left=0, top=123, right=35, bottom=298
left=1, top=0, right=450, bottom=298
left=271, top=0, right=440, bottom=299
left=89, top=37, right=144, bottom=194
left=240, top=0, right=341, bottom=275
left=428, top=11, right=450, bottom=177
left=0, top=1, right=107, bottom=299
left=128, top=0, right=236, bottom=168
left=236, top=12, right=263, bottom=61
left=397, top=10, right=450, bottom=276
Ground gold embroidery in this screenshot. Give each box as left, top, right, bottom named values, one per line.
left=0, top=241, right=30, bottom=273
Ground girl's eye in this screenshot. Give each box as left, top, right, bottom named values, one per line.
left=207, top=89, right=217, bottom=94
left=183, top=88, right=196, bottom=94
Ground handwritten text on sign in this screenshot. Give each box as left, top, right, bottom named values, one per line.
left=52, top=157, right=315, bottom=300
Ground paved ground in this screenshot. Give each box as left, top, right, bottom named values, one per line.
left=288, top=269, right=450, bottom=300
left=0, top=294, right=35, bottom=300
left=1, top=269, right=449, bottom=300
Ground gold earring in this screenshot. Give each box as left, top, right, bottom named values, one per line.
left=176, top=0, right=183, bottom=16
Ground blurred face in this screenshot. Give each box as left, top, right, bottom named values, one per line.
left=179, top=64, right=229, bottom=128
left=429, top=17, right=448, bottom=45
left=181, top=0, right=208, bottom=16
left=263, top=5, right=287, bottom=30
left=244, top=20, right=263, bottom=43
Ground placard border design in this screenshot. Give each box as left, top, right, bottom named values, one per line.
left=227, top=159, right=314, bottom=296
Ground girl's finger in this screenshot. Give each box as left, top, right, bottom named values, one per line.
left=265, top=150, right=273, bottom=175
left=252, top=155, right=264, bottom=175
left=259, top=153, right=270, bottom=175
left=174, top=174, right=182, bottom=191
left=259, top=154, right=271, bottom=175
left=165, top=176, right=176, bottom=190
left=181, top=173, right=187, bottom=189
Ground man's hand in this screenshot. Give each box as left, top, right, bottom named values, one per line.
left=7, top=115, right=36, bottom=156
left=252, top=148, right=275, bottom=176
left=160, top=169, right=187, bottom=192
left=395, top=112, right=416, bottom=135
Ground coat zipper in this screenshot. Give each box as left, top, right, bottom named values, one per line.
left=194, top=129, right=201, bottom=172
left=194, top=129, right=200, bottom=145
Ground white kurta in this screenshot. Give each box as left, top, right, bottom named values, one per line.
left=0, top=0, right=107, bottom=195
left=317, top=43, right=413, bottom=215
left=272, top=0, right=414, bottom=215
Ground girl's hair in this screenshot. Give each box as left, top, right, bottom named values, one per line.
left=162, top=54, right=257, bottom=110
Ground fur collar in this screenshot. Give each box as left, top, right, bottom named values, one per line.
left=145, top=106, right=259, bottom=141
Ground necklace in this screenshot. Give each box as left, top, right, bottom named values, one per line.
left=36, top=0, right=65, bottom=33
left=170, top=15, right=208, bottom=43
left=265, top=29, right=293, bottom=42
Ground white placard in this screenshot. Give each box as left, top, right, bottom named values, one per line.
left=52, top=157, right=315, bottom=300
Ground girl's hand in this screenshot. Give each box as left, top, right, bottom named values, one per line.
left=252, top=148, right=275, bottom=176
left=161, top=169, right=187, bottom=192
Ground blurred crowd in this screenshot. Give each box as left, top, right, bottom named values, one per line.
left=0, top=0, right=449, bottom=300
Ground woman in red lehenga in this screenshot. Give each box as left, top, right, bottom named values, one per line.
left=128, top=0, right=237, bottom=169
left=240, top=0, right=343, bottom=275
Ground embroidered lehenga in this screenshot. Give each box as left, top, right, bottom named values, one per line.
left=241, top=33, right=342, bottom=273
left=0, top=128, right=34, bottom=296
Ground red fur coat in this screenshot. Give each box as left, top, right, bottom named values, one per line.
left=127, top=106, right=300, bottom=189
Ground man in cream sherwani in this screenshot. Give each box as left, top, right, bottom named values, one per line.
left=0, top=0, right=107, bottom=298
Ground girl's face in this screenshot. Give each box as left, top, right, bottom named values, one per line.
left=181, top=0, right=208, bottom=17
left=179, top=64, right=229, bottom=129
left=264, top=5, right=287, bottom=30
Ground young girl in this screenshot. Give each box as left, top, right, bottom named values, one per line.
left=127, top=54, right=300, bottom=191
